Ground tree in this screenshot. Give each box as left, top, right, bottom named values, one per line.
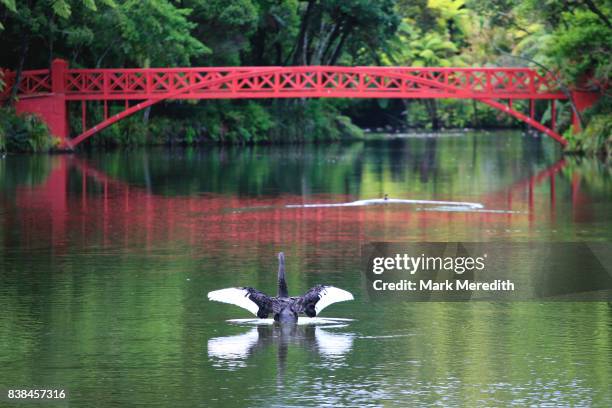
left=288, top=0, right=399, bottom=66
left=382, top=15, right=465, bottom=129
left=184, top=0, right=260, bottom=65
left=0, top=0, right=115, bottom=103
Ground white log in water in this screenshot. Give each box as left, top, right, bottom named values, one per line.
left=286, top=198, right=484, bottom=210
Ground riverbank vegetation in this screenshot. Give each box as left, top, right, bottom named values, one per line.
left=0, top=107, right=58, bottom=153
left=0, top=0, right=609, bottom=155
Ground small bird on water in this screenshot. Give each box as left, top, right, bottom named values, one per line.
left=208, top=252, right=354, bottom=324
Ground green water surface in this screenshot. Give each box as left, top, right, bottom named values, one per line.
left=1, top=131, right=611, bottom=407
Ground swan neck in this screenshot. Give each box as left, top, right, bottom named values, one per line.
left=277, top=252, right=288, bottom=297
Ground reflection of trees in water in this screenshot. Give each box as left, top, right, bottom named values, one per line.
left=0, top=154, right=55, bottom=191
left=420, top=137, right=438, bottom=183
left=78, top=135, right=598, bottom=201
left=522, top=133, right=546, bottom=164
left=5, top=137, right=610, bottom=221
left=92, top=144, right=368, bottom=197
left=3, top=135, right=609, bottom=204
left=208, top=324, right=354, bottom=383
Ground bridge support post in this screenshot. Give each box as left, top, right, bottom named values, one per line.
left=15, top=59, right=70, bottom=148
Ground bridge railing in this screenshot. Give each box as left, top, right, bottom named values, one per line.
left=60, top=66, right=562, bottom=99
left=1, top=65, right=563, bottom=101
left=1, top=69, right=52, bottom=98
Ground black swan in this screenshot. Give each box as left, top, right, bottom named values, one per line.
left=207, top=252, right=354, bottom=323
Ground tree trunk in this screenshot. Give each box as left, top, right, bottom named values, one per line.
left=251, top=27, right=266, bottom=65
left=291, top=0, right=315, bottom=65
left=329, top=26, right=352, bottom=65
left=143, top=105, right=151, bottom=124
left=275, top=41, right=283, bottom=65
left=48, top=20, right=55, bottom=69
left=9, top=34, right=30, bottom=106
left=320, top=22, right=343, bottom=64
left=402, top=99, right=411, bottom=127
left=425, top=100, right=440, bottom=130
left=302, top=30, right=309, bottom=65
left=143, top=57, right=151, bottom=124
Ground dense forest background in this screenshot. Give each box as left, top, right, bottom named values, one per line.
left=0, top=0, right=609, bottom=153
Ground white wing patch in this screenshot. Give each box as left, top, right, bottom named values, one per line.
left=207, top=288, right=259, bottom=316
left=314, top=286, right=354, bottom=315
left=315, top=327, right=355, bottom=357
left=208, top=328, right=259, bottom=360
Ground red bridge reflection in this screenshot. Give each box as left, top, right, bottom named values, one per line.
left=7, top=156, right=589, bottom=254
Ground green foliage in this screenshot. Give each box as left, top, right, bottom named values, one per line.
left=382, top=18, right=462, bottom=67
left=0, top=117, right=5, bottom=153
left=581, top=115, right=612, bottom=157
left=0, top=0, right=16, bottom=12
left=395, top=99, right=514, bottom=129
left=282, top=0, right=399, bottom=66
left=217, top=102, right=274, bottom=143
left=52, top=0, right=73, bottom=18
left=457, top=0, right=611, bottom=152
left=265, top=100, right=363, bottom=143
left=184, top=127, right=196, bottom=145
left=428, top=0, right=471, bottom=42
left=0, top=0, right=403, bottom=148
left=194, top=0, right=259, bottom=29
left=0, top=108, right=56, bottom=152
left=1, top=0, right=609, bottom=151
left=565, top=96, right=612, bottom=157
left=547, top=11, right=611, bottom=85
left=411, top=32, right=460, bottom=67
left=335, top=115, right=365, bottom=139
left=115, top=0, right=210, bottom=66
left=184, top=0, right=263, bottom=65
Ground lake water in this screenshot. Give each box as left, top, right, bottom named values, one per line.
left=1, top=131, right=611, bottom=407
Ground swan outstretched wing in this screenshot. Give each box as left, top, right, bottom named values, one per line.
left=207, top=287, right=274, bottom=318
left=296, top=285, right=354, bottom=316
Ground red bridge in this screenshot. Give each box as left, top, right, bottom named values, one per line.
left=1, top=59, right=600, bottom=148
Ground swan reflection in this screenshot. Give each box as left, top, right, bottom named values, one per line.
left=208, top=322, right=354, bottom=370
